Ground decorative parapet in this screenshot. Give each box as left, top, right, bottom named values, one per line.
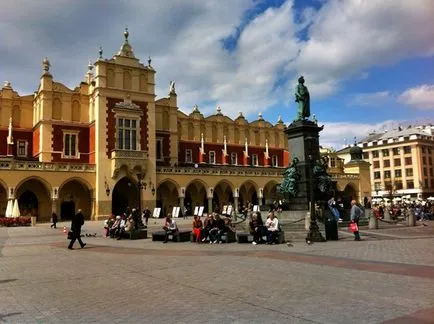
left=0, top=158, right=95, bottom=172
left=110, top=150, right=148, bottom=178
left=156, top=166, right=283, bottom=177
left=331, top=173, right=360, bottom=180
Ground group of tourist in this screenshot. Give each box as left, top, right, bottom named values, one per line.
left=190, top=213, right=232, bottom=244
left=104, top=207, right=151, bottom=240
left=371, top=202, right=433, bottom=221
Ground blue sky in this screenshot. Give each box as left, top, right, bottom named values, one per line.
left=1, top=0, right=433, bottom=148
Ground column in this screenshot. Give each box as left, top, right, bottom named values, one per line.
left=208, top=197, right=213, bottom=215
left=179, top=197, right=185, bottom=215
left=258, top=188, right=263, bottom=206
left=233, top=188, right=239, bottom=221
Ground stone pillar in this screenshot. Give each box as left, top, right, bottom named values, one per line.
left=258, top=188, right=263, bottom=206
left=234, top=197, right=239, bottom=220
left=179, top=197, right=185, bottom=216
left=368, top=209, right=378, bottom=229
left=384, top=206, right=391, bottom=221
left=408, top=207, right=416, bottom=226
left=208, top=197, right=213, bottom=215
left=51, top=199, right=58, bottom=215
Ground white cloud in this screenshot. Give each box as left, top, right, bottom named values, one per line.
left=1, top=0, right=434, bottom=120
left=398, top=84, right=434, bottom=110
left=350, top=91, right=392, bottom=107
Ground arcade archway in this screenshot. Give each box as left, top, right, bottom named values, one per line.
left=0, top=182, right=7, bottom=217
left=112, top=177, right=139, bottom=216
left=156, top=180, right=180, bottom=218
left=58, top=179, right=92, bottom=220
left=185, top=180, right=207, bottom=215
left=15, top=178, right=51, bottom=221
left=239, top=181, right=258, bottom=208
left=263, top=180, right=279, bottom=207
left=213, top=180, right=234, bottom=213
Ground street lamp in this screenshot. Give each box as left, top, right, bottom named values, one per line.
left=136, top=173, right=144, bottom=213
left=104, top=178, right=111, bottom=197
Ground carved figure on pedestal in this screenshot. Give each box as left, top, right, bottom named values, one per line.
left=295, top=76, right=310, bottom=121
left=280, top=158, right=301, bottom=198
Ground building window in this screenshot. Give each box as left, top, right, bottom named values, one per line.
left=330, top=157, right=336, bottom=167
left=405, top=168, right=413, bottom=177
left=406, top=181, right=414, bottom=189
left=17, top=140, right=27, bottom=157
left=429, top=157, right=433, bottom=165
left=63, top=132, right=78, bottom=158
left=422, top=147, right=426, bottom=153
left=431, top=179, right=434, bottom=188
left=209, top=151, right=216, bottom=164
left=363, top=152, right=369, bottom=159
left=185, top=149, right=192, bottom=163
left=425, top=179, right=429, bottom=188
left=384, top=170, right=391, bottom=179
left=384, top=182, right=392, bottom=191
left=394, top=158, right=401, bottom=167
left=251, top=154, right=258, bottom=166
left=423, top=156, right=427, bottom=164
left=430, top=168, right=433, bottom=176
left=384, top=160, right=390, bottom=167
left=382, top=149, right=389, bottom=157
left=395, top=181, right=403, bottom=190
left=117, top=118, right=138, bottom=150
left=372, top=150, right=379, bottom=158
left=374, top=171, right=381, bottom=179
left=403, top=146, right=411, bottom=154
left=374, top=182, right=381, bottom=191
left=395, top=169, right=402, bottom=178
left=230, top=152, right=237, bottom=165
left=271, top=155, right=278, bottom=167
left=156, top=138, right=163, bottom=161
left=392, top=147, right=400, bottom=155
left=405, top=157, right=412, bottom=165
left=373, top=161, right=380, bottom=168
left=423, top=168, right=427, bottom=176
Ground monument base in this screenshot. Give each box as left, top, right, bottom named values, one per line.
left=306, top=220, right=325, bottom=243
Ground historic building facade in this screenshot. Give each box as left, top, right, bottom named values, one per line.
left=359, top=125, right=434, bottom=198
left=0, top=30, right=289, bottom=221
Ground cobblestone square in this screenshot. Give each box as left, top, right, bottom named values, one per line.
left=0, top=221, right=433, bottom=323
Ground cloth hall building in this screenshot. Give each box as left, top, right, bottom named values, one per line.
left=0, top=30, right=291, bottom=221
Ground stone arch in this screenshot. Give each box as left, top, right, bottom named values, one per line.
left=123, top=70, right=132, bottom=90
left=112, top=176, right=139, bottom=216
left=15, top=177, right=52, bottom=221
left=343, top=183, right=358, bottom=201
left=156, top=179, right=180, bottom=218
left=263, top=180, right=279, bottom=207
left=213, top=180, right=234, bottom=213
left=185, top=179, right=208, bottom=215
left=107, top=68, right=115, bottom=87
left=0, top=180, right=7, bottom=217
left=239, top=180, right=259, bottom=208
left=52, top=98, right=62, bottom=120
left=58, top=179, right=92, bottom=220
left=71, top=100, right=81, bottom=122
left=12, top=105, right=21, bottom=127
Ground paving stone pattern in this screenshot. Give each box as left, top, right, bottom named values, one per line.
left=0, top=221, right=433, bottom=323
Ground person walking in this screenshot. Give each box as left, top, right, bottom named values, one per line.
left=350, top=200, right=363, bottom=241
left=68, top=209, right=86, bottom=250
left=50, top=212, right=58, bottom=229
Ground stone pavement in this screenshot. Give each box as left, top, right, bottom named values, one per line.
left=0, top=221, right=433, bottom=323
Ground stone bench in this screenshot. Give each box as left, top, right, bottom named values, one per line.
left=121, top=228, right=148, bottom=240
left=152, top=230, right=191, bottom=242
left=190, top=230, right=236, bottom=243
left=236, top=231, right=285, bottom=244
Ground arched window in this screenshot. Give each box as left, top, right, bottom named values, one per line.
left=123, top=70, right=132, bottom=90
left=107, top=69, right=115, bottom=88
left=12, top=105, right=20, bottom=127
left=71, top=100, right=80, bottom=122
left=52, top=99, right=62, bottom=120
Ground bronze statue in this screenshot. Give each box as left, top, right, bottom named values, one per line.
left=295, top=76, right=310, bottom=120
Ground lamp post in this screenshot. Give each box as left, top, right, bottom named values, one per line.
left=136, top=173, right=144, bottom=214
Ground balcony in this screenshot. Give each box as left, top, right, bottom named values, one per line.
left=0, top=157, right=95, bottom=172
left=111, top=149, right=148, bottom=178
left=156, top=165, right=283, bottom=177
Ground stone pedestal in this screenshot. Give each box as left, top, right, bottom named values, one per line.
left=408, top=208, right=416, bottom=226
left=368, top=210, right=378, bottom=229
left=284, top=120, right=323, bottom=211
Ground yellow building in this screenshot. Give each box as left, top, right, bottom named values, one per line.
left=360, top=125, right=434, bottom=198
left=0, top=29, right=289, bottom=221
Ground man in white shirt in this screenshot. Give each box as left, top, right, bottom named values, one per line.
left=265, top=211, right=279, bottom=244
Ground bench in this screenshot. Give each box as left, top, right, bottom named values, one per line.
left=190, top=230, right=236, bottom=243
left=236, top=231, right=285, bottom=244
left=120, top=228, right=148, bottom=240
left=152, top=230, right=191, bottom=242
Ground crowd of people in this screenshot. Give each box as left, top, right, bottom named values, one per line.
left=371, top=201, right=434, bottom=221
left=104, top=207, right=151, bottom=240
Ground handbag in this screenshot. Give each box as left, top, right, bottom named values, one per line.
left=67, top=230, right=74, bottom=240
left=349, top=223, right=358, bottom=233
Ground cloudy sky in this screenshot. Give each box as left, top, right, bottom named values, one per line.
left=1, top=0, right=434, bottom=148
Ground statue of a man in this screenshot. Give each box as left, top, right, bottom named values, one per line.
left=295, top=76, right=310, bottom=120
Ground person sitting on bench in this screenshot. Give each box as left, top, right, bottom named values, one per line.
left=192, top=215, right=203, bottom=243
left=249, top=212, right=264, bottom=245
left=115, top=214, right=127, bottom=240
left=201, top=214, right=215, bottom=242
left=265, top=211, right=279, bottom=244
left=209, top=213, right=224, bottom=244
left=109, top=216, right=121, bottom=238
left=163, top=214, right=178, bottom=243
